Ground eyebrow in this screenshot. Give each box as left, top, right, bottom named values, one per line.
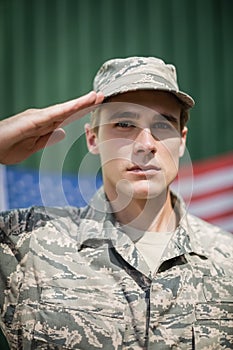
left=160, top=114, right=179, bottom=125
left=107, top=111, right=140, bottom=121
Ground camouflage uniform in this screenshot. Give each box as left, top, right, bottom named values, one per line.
left=0, top=187, right=232, bottom=349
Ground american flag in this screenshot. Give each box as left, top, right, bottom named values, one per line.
left=2, top=153, right=233, bottom=233
left=173, top=152, right=233, bottom=233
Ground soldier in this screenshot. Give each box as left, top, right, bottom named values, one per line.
left=0, top=57, right=232, bottom=349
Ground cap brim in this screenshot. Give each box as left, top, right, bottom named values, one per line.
left=100, top=73, right=195, bottom=109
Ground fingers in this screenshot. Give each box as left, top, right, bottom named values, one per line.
left=36, top=92, right=104, bottom=146
left=0, top=91, right=105, bottom=165
left=32, top=91, right=104, bottom=132
left=45, top=91, right=103, bottom=120
left=43, top=91, right=105, bottom=129
left=95, top=92, right=105, bottom=105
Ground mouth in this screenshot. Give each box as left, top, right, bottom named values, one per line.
left=127, top=164, right=161, bottom=176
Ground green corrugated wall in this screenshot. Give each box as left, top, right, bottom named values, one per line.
left=0, top=0, right=233, bottom=347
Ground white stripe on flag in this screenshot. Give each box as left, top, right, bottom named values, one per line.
left=188, top=191, right=233, bottom=218
left=172, top=153, right=233, bottom=233
left=175, top=166, right=233, bottom=200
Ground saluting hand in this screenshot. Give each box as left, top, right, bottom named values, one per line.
left=0, top=91, right=104, bottom=165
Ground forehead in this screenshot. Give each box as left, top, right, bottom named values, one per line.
left=105, top=90, right=182, bottom=117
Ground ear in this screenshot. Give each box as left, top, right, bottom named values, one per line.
left=85, top=123, right=99, bottom=154
left=179, top=126, right=188, bottom=158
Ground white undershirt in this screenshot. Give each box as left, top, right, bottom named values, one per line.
left=121, top=226, right=172, bottom=273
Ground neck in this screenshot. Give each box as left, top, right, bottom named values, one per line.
left=107, top=188, right=177, bottom=232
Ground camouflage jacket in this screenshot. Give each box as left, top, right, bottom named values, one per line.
left=0, top=187, right=232, bottom=349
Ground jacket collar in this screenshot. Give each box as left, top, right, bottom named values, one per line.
left=77, top=187, right=208, bottom=271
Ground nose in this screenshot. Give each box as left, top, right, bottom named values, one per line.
left=133, top=128, right=157, bottom=155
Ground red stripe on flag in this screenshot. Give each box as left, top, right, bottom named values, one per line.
left=176, top=152, right=233, bottom=233
left=190, top=185, right=233, bottom=203
left=202, top=208, right=233, bottom=223
left=190, top=152, right=233, bottom=176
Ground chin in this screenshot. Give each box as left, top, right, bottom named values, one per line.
left=131, top=183, right=166, bottom=200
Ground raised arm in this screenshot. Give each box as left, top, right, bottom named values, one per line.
left=0, top=91, right=104, bottom=165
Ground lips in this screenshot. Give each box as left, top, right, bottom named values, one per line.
left=127, top=164, right=161, bottom=175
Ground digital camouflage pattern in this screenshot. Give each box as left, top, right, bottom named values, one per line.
left=93, top=57, right=195, bottom=110
left=0, top=187, right=233, bottom=349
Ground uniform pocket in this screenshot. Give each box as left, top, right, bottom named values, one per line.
left=41, top=285, right=125, bottom=318
left=193, top=276, right=233, bottom=349
left=32, top=285, right=126, bottom=349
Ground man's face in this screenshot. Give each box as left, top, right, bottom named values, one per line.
left=85, top=90, right=187, bottom=202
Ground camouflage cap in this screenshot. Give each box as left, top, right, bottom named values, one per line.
left=93, top=56, right=195, bottom=109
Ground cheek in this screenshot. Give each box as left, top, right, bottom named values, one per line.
left=98, top=138, right=133, bottom=163
left=159, top=139, right=181, bottom=169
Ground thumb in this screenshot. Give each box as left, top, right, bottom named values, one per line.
left=46, top=128, right=66, bottom=147
left=35, top=128, right=66, bottom=151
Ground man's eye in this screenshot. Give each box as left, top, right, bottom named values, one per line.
left=152, top=122, right=172, bottom=130
left=115, top=121, right=135, bottom=128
